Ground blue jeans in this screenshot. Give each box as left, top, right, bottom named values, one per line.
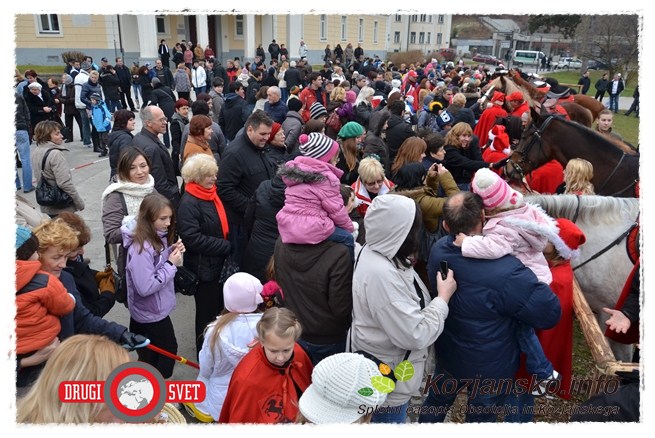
left=15, top=130, right=33, bottom=191
left=327, top=226, right=354, bottom=260
left=609, top=94, right=619, bottom=112
left=371, top=401, right=409, bottom=424
left=79, top=108, right=92, bottom=145
left=280, top=87, right=289, bottom=104
left=132, top=83, right=142, bottom=102
left=516, top=322, right=553, bottom=380
left=297, top=338, right=345, bottom=366
left=504, top=392, right=535, bottom=423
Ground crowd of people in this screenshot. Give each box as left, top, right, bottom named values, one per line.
left=13, top=38, right=640, bottom=424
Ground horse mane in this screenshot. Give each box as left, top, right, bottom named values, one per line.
left=526, top=195, right=638, bottom=225
left=487, top=75, right=536, bottom=110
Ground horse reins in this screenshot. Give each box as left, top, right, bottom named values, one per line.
left=572, top=214, right=640, bottom=272
left=507, top=115, right=555, bottom=181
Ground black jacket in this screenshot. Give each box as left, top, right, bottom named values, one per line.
left=363, top=130, right=390, bottom=177
left=154, top=67, right=175, bottom=88
left=218, top=93, right=249, bottom=141
left=217, top=131, right=275, bottom=224
left=64, top=259, right=115, bottom=317
left=132, top=128, right=180, bottom=207
left=115, top=64, right=132, bottom=88
left=242, top=174, right=286, bottom=282
left=99, top=72, right=122, bottom=101
left=150, top=84, right=176, bottom=119
left=24, top=87, right=56, bottom=129
left=108, top=129, right=134, bottom=178
left=443, top=137, right=487, bottom=185
left=61, top=83, right=77, bottom=115
left=284, top=67, right=302, bottom=89
left=15, top=93, right=30, bottom=132
left=385, top=114, right=416, bottom=163
left=177, top=191, right=232, bottom=282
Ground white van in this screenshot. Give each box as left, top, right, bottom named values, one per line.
left=512, top=50, right=545, bottom=67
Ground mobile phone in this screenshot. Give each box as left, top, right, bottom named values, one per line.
left=440, top=260, right=449, bottom=281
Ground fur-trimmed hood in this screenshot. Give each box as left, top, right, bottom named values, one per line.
left=277, top=156, right=343, bottom=187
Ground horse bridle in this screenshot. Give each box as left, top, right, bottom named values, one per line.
left=506, top=115, right=555, bottom=181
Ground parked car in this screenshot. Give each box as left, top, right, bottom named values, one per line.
left=587, top=60, right=609, bottom=70
left=555, top=57, right=583, bottom=69
left=472, top=54, right=501, bottom=65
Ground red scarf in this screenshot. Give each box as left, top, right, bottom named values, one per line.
left=184, top=182, right=229, bottom=239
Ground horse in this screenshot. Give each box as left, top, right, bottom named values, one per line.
left=526, top=194, right=639, bottom=362
left=506, top=106, right=639, bottom=197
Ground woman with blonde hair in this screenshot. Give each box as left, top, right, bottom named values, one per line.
left=390, top=137, right=427, bottom=179
left=354, top=86, right=375, bottom=127
left=17, top=334, right=130, bottom=424
left=351, top=156, right=395, bottom=217
left=278, top=60, right=289, bottom=102
left=562, top=158, right=595, bottom=195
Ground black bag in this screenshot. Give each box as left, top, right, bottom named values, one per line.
left=35, top=149, right=74, bottom=208
left=105, top=243, right=128, bottom=306
left=418, top=221, right=447, bottom=263
left=219, top=255, right=240, bottom=284
left=174, top=265, right=199, bottom=296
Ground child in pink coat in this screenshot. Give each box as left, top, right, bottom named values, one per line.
left=336, top=90, right=357, bottom=121
left=276, top=132, right=355, bottom=258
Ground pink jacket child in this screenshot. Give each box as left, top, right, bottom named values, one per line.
left=336, top=90, right=357, bottom=121
left=456, top=168, right=557, bottom=284
left=276, top=132, right=354, bottom=245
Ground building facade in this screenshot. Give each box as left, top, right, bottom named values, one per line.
left=386, top=14, right=453, bottom=53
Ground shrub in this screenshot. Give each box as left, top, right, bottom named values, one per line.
left=387, top=50, right=426, bottom=68
left=61, top=51, right=86, bottom=64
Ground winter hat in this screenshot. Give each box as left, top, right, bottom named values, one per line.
left=471, top=168, right=523, bottom=210
left=489, top=125, right=511, bottom=155
left=151, top=77, right=161, bottom=86
left=27, top=82, right=42, bottom=90
left=298, top=132, right=340, bottom=162
left=391, top=78, right=401, bottom=89
left=287, top=97, right=303, bottom=112
left=491, top=91, right=505, bottom=105
left=429, top=100, right=444, bottom=114
left=309, top=102, right=328, bottom=120
left=407, top=70, right=418, bottom=79
left=548, top=218, right=586, bottom=260
left=289, top=85, right=301, bottom=95
left=298, top=353, right=387, bottom=424
left=345, top=90, right=357, bottom=104
left=90, top=93, right=102, bottom=100
left=437, top=110, right=454, bottom=129
left=268, top=122, right=282, bottom=143
left=338, top=121, right=364, bottom=139
left=16, top=225, right=39, bottom=261
left=508, top=91, right=524, bottom=102
left=223, top=272, right=264, bottom=313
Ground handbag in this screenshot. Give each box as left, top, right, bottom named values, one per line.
left=174, top=265, right=199, bottom=296
left=105, top=242, right=128, bottom=306
left=35, top=149, right=74, bottom=208
left=325, top=110, right=342, bottom=132
left=219, top=255, right=240, bottom=284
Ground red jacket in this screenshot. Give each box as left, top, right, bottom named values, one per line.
left=510, top=101, right=529, bottom=118
left=219, top=343, right=312, bottom=423
left=474, top=105, right=508, bottom=147
left=15, top=260, right=75, bottom=354
left=525, top=160, right=564, bottom=194
left=299, top=87, right=327, bottom=123
left=352, top=177, right=395, bottom=217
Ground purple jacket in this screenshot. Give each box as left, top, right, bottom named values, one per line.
left=276, top=156, right=354, bottom=244
left=121, top=220, right=177, bottom=323
left=336, top=102, right=356, bottom=121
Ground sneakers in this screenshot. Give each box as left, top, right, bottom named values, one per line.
left=531, top=370, right=561, bottom=398
left=182, top=402, right=213, bottom=423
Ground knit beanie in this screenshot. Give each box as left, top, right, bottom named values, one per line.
left=309, top=102, right=328, bottom=120
left=437, top=110, right=454, bottom=128
left=298, top=353, right=387, bottom=424
left=16, top=225, right=39, bottom=261
left=338, top=121, right=364, bottom=139
left=289, top=85, right=301, bottom=95
left=223, top=272, right=264, bottom=313
left=298, top=132, right=340, bottom=162
left=287, top=98, right=303, bottom=112
left=268, top=122, right=282, bottom=143
left=471, top=168, right=523, bottom=210
left=345, top=90, right=357, bottom=104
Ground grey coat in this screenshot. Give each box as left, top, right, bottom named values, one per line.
left=31, top=142, right=85, bottom=215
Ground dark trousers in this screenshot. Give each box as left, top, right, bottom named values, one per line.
left=130, top=315, right=177, bottom=378
left=228, top=222, right=248, bottom=269
left=178, top=91, right=191, bottom=102
left=64, top=111, right=83, bottom=141
left=120, top=86, right=136, bottom=111
left=107, top=99, right=123, bottom=113
left=193, top=280, right=225, bottom=357
left=594, top=90, right=606, bottom=101
left=327, top=227, right=354, bottom=260
left=297, top=339, right=346, bottom=366
left=625, top=97, right=639, bottom=116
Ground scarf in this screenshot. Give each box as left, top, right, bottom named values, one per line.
left=101, top=175, right=155, bottom=216
left=184, top=182, right=229, bottom=239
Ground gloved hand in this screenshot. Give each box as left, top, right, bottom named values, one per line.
left=120, top=330, right=150, bottom=351
left=95, top=266, right=116, bottom=294
left=492, top=157, right=510, bottom=169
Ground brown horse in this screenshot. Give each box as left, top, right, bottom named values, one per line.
left=506, top=106, right=639, bottom=197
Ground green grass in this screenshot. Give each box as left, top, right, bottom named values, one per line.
left=17, top=65, right=65, bottom=75
left=543, top=70, right=636, bottom=96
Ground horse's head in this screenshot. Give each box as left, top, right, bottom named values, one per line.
left=505, top=106, right=553, bottom=180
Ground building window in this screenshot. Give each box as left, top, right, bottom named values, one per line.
left=235, top=15, right=244, bottom=38
left=429, top=15, right=433, bottom=23
left=341, top=16, right=347, bottom=40
left=358, top=19, right=364, bottom=42
left=437, top=33, right=443, bottom=44
left=373, top=21, right=378, bottom=43
left=410, top=32, right=416, bottom=44
left=395, top=14, right=402, bottom=22
left=419, top=32, right=425, bottom=44
left=438, top=15, right=444, bottom=24
left=37, top=14, right=60, bottom=34
left=427, top=32, right=431, bottom=44
left=156, top=16, right=166, bottom=34
left=394, top=31, right=400, bottom=44
left=420, top=14, right=427, bottom=22
left=320, top=14, right=327, bottom=41
left=411, top=15, right=418, bottom=22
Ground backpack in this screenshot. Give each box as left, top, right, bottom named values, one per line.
left=325, top=111, right=342, bottom=132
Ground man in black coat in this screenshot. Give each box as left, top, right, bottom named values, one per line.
left=132, top=105, right=180, bottom=207
left=217, top=110, right=275, bottom=268
left=153, top=59, right=175, bottom=89
left=150, top=78, right=177, bottom=148
left=211, top=59, right=229, bottom=86
left=283, top=61, right=303, bottom=90
left=219, top=81, right=250, bottom=142
left=577, top=70, right=591, bottom=95
left=114, top=57, right=136, bottom=111
left=159, top=39, right=171, bottom=68
left=268, top=39, right=280, bottom=61
left=385, top=100, right=416, bottom=163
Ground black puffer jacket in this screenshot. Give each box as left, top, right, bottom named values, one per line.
left=242, top=174, right=286, bottom=282
left=385, top=114, right=416, bottom=163
left=150, top=83, right=176, bottom=119
left=218, top=93, right=249, bottom=141
left=108, top=129, right=134, bottom=178
left=177, top=191, right=232, bottom=282
left=99, top=72, right=122, bottom=101
left=64, top=259, right=115, bottom=317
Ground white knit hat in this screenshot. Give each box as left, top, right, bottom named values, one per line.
left=298, top=353, right=387, bottom=424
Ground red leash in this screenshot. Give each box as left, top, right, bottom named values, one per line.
left=146, top=344, right=200, bottom=369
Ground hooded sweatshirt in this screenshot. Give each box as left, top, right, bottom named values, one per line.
left=350, top=194, right=450, bottom=407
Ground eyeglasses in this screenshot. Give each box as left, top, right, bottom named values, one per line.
left=156, top=117, right=168, bottom=123
left=363, top=178, right=384, bottom=187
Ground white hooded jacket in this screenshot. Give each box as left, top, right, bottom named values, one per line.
left=349, top=194, right=449, bottom=407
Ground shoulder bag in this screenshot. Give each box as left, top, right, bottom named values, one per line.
left=35, top=148, right=74, bottom=208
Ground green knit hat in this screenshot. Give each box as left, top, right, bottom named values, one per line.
left=338, top=121, right=365, bottom=139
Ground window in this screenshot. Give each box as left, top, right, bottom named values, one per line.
left=411, top=15, right=418, bottom=22
left=438, top=15, right=444, bottom=24
left=320, top=15, right=327, bottom=41
left=427, top=32, right=431, bottom=44
left=419, top=32, right=425, bottom=44
left=410, top=32, right=416, bottom=44
left=420, top=14, right=427, bottom=22
left=235, top=15, right=244, bottom=38
left=37, top=14, right=60, bottom=34
left=395, top=14, right=402, bottom=22
left=156, top=16, right=166, bottom=34
left=429, top=15, right=433, bottom=23
left=358, top=19, right=364, bottom=42
left=437, top=33, right=443, bottom=44
left=373, top=21, right=378, bottom=43
left=394, top=31, right=400, bottom=44
left=341, top=16, right=347, bottom=40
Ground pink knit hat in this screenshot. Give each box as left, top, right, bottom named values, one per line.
left=472, top=168, right=523, bottom=210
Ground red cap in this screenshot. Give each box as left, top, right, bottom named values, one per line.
left=508, top=91, right=524, bottom=102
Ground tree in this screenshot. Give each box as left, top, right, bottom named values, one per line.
left=528, top=15, right=582, bottom=39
